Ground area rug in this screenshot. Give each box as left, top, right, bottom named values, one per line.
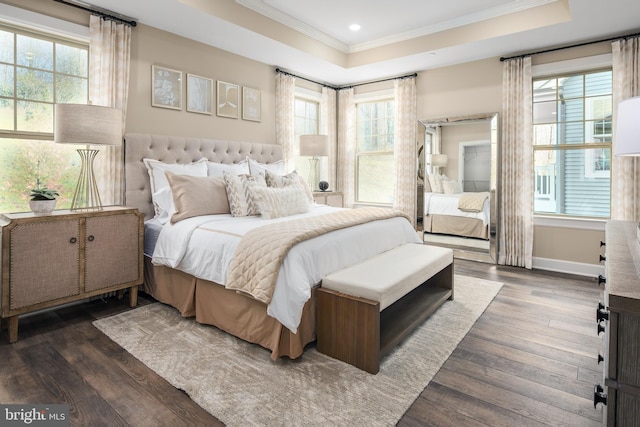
left=93, top=274, right=502, bottom=426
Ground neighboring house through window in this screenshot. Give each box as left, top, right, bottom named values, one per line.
left=533, top=66, right=612, bottom=218
left=0, top=22, right=88, bottom=213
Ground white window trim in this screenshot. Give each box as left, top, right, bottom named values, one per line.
left=0, top=3, right=89, bottom=42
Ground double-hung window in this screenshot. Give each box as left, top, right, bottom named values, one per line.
left=0, top=24, right=88, bottom=213
left=293, top=92, right=320, bottom=182
left=533, top=69, right=612, bottom=218
left=356, top=97, right=395, bottom=204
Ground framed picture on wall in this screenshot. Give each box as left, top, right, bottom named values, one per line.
left=242, top=86, right=261, bottom=122
left=216, top=81, right=239, bottom=119
left=187, top=73, right=213, bottom=115
left=152, top=65, right=182, bottom=110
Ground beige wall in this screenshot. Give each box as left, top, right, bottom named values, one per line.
left=3, top=0, right=609, bottom=268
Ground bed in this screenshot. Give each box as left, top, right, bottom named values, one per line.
left=123, top=133, right=422, bottom=360
left=423, top=191, right=490, bottom=240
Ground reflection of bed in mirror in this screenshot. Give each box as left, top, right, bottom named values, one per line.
left=423, top=190, right=489, bottom=240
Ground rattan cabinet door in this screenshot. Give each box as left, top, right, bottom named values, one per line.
left=9, top=219, right=81, bottom=309
left=84, top=212, right=140, bottom=292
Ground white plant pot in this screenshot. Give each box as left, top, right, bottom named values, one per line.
left=29, top=199, right=57, bottom=215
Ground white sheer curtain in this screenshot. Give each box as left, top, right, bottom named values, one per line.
left=89, top=15, right=131, bottom=205
left=499, top=57, right=533, bottom=268
left=394, top=77, right=417, bottom=226
left=336, top=88, right=356, bottom=207
left=611, top=36, right=640, bottom=221
left=275, top=73, right=296, bottom=170
left=321, top=87, right=337, bottom=188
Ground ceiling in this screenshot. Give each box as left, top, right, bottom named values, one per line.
left=82, top=0, right=640, bottom=86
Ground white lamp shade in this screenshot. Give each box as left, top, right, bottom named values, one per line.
left=55, top=104, right=123, bottom=146
left=427, top=153, right=448, bottom=167
left=615, top=96, right=640, bottom=156
left=299, top=134, right=329, bottom=157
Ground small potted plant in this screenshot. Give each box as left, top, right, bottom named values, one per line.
left=29, top=186, right=59, bottom=215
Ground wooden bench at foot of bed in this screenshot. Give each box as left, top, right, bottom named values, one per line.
left=316, top=243, right=454, bottom=374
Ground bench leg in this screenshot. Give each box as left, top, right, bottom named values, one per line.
left=317, top=288, right=380, bottom=374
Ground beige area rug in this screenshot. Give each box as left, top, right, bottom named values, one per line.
left=93, top=275, right=502, bottom=426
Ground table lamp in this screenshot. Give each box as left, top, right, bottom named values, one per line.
left=299, top=134, right=329, bottom=191
left=54, top=104, right=122, bottom=211
left=427, top=153, right=448, bottom=174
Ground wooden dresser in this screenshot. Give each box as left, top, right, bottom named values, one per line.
left=0, top=206, right=143, bottom=343
left=597, top=220, right=640, bottom=425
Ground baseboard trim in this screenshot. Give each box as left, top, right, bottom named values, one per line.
left=532, top=257, right=604, bottom=278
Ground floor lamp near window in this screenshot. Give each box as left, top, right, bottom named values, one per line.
left=54, top=104, right=122, bottom=211
left=299, top=134, right=329, bottom=191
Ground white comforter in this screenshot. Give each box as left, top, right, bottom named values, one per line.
left=424, top=192, right=490, bottom=225
left=151, top=205, right=421, bottom=333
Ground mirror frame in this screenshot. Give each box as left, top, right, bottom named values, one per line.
left=419, top=112, right=499, bottom=264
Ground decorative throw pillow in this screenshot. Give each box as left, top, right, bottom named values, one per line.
left=427, top=174, right=444, bottom=193
left=247, top=158, right=285, bottom=177
left=165, top=172, right=230, bottom=223
left=264, top=170, right=314, bottom=203
left=250, top=184, right=310, bottom=219
left=143, top=158, right=208, bottom=217
left=151, top=186, right=175, bottom=225
left=206, top=160, right=249, bottom=177
left=223, top=171, right=266, bottom=217
left=442, top=179, right=462, bottom=194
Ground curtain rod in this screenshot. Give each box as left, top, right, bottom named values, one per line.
left=53, top=0, right=137, bottom=27
left=275, top=67, right=417, bottom=90
left=500, top=30, right=640, bottom=62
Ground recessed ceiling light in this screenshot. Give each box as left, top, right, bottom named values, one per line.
left=349, top=24, right=361, bottom=32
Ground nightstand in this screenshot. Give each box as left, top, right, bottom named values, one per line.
left=313, top=191, right=344, bottom=207
left=0, top=206, right=143, bottom=343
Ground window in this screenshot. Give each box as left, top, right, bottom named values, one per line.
left=294, top=95, right=319, bottom=184
left=356, top=98, right=395, bottom=204
left=0, top=24, right=88, bottom=213
left=533, top=69, right=612, bottom=218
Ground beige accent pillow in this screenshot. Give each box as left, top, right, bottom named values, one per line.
left=442, top=179, right=462, bottom=194
left=251, top=184, right=310, bottom=219
left=264, top=170, right=314, bottom=203
left=427, top=174, right=443, bottom=193
left=223, top=171, right=266, bottom=217
left=165, top=171, right=230, bottom=223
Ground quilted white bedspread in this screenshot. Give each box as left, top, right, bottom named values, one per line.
left=152, top=205, right=422, bottom=333
left=424, top=192, right=490, bottom=225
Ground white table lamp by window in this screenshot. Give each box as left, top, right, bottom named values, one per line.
left=299, top=134, right=329, bottom=191
left=54, top=104, right=122, bottom=211
left=615, top=96, right=640, bottom=156
left=614, top=96, right=640, bottom=240
left=427, top=153, right=448, bottom=174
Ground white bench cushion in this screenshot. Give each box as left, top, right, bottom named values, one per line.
left=321, top=243, right=453, bottom=311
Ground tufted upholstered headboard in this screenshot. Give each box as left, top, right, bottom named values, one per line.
left=123, top=133, right=283, bottom=220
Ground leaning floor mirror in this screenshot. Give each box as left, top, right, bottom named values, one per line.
left=418, top=113, right=499, bottom=263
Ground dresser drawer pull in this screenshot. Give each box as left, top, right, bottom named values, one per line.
left=593, top=384, right=607, bottom=408
left=597, top=322, right=606, bottom=335
left=69, top=237, right=77, bottom=244
left=598, top=275, right=606, bottom=286
left=600, top=241, right=605, bottom=247
left=598, top=353, right=604, bottom=364
left=596, top=302, right=609, bottom=322
left=599, top=254, right=606, bottom=263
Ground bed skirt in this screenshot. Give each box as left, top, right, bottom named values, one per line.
left=424, top=214, right=488, bottom=240
left=142, top=257, right=316, bottom=360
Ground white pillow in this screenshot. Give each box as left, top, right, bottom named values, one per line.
left=207, top=160, right=249, bottom=177
left=250, top=184, right=310, bottom=219
left=442, top=180, right=462, bottom=194
left=427, top=174, right=444, bottom=193
left=264, top=170, right=314, bottom=203
left=143, top=158, right=208, bottom=217
left=248, top=157, right=285, bottom=177
left=223, top=171, right=266, bottom=217
left=151, top=186, right=174, bottom=224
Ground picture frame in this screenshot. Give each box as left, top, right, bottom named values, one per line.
left=242, top=86, right=262, bottom=122
left=187, top=73, right=213, bottom=115
left=152, top=65, right=182, bottom=110
left=216, top=81, right=240, bottom=119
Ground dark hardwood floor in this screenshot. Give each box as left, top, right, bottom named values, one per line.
left=0, top=260, right=604, bottom=426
